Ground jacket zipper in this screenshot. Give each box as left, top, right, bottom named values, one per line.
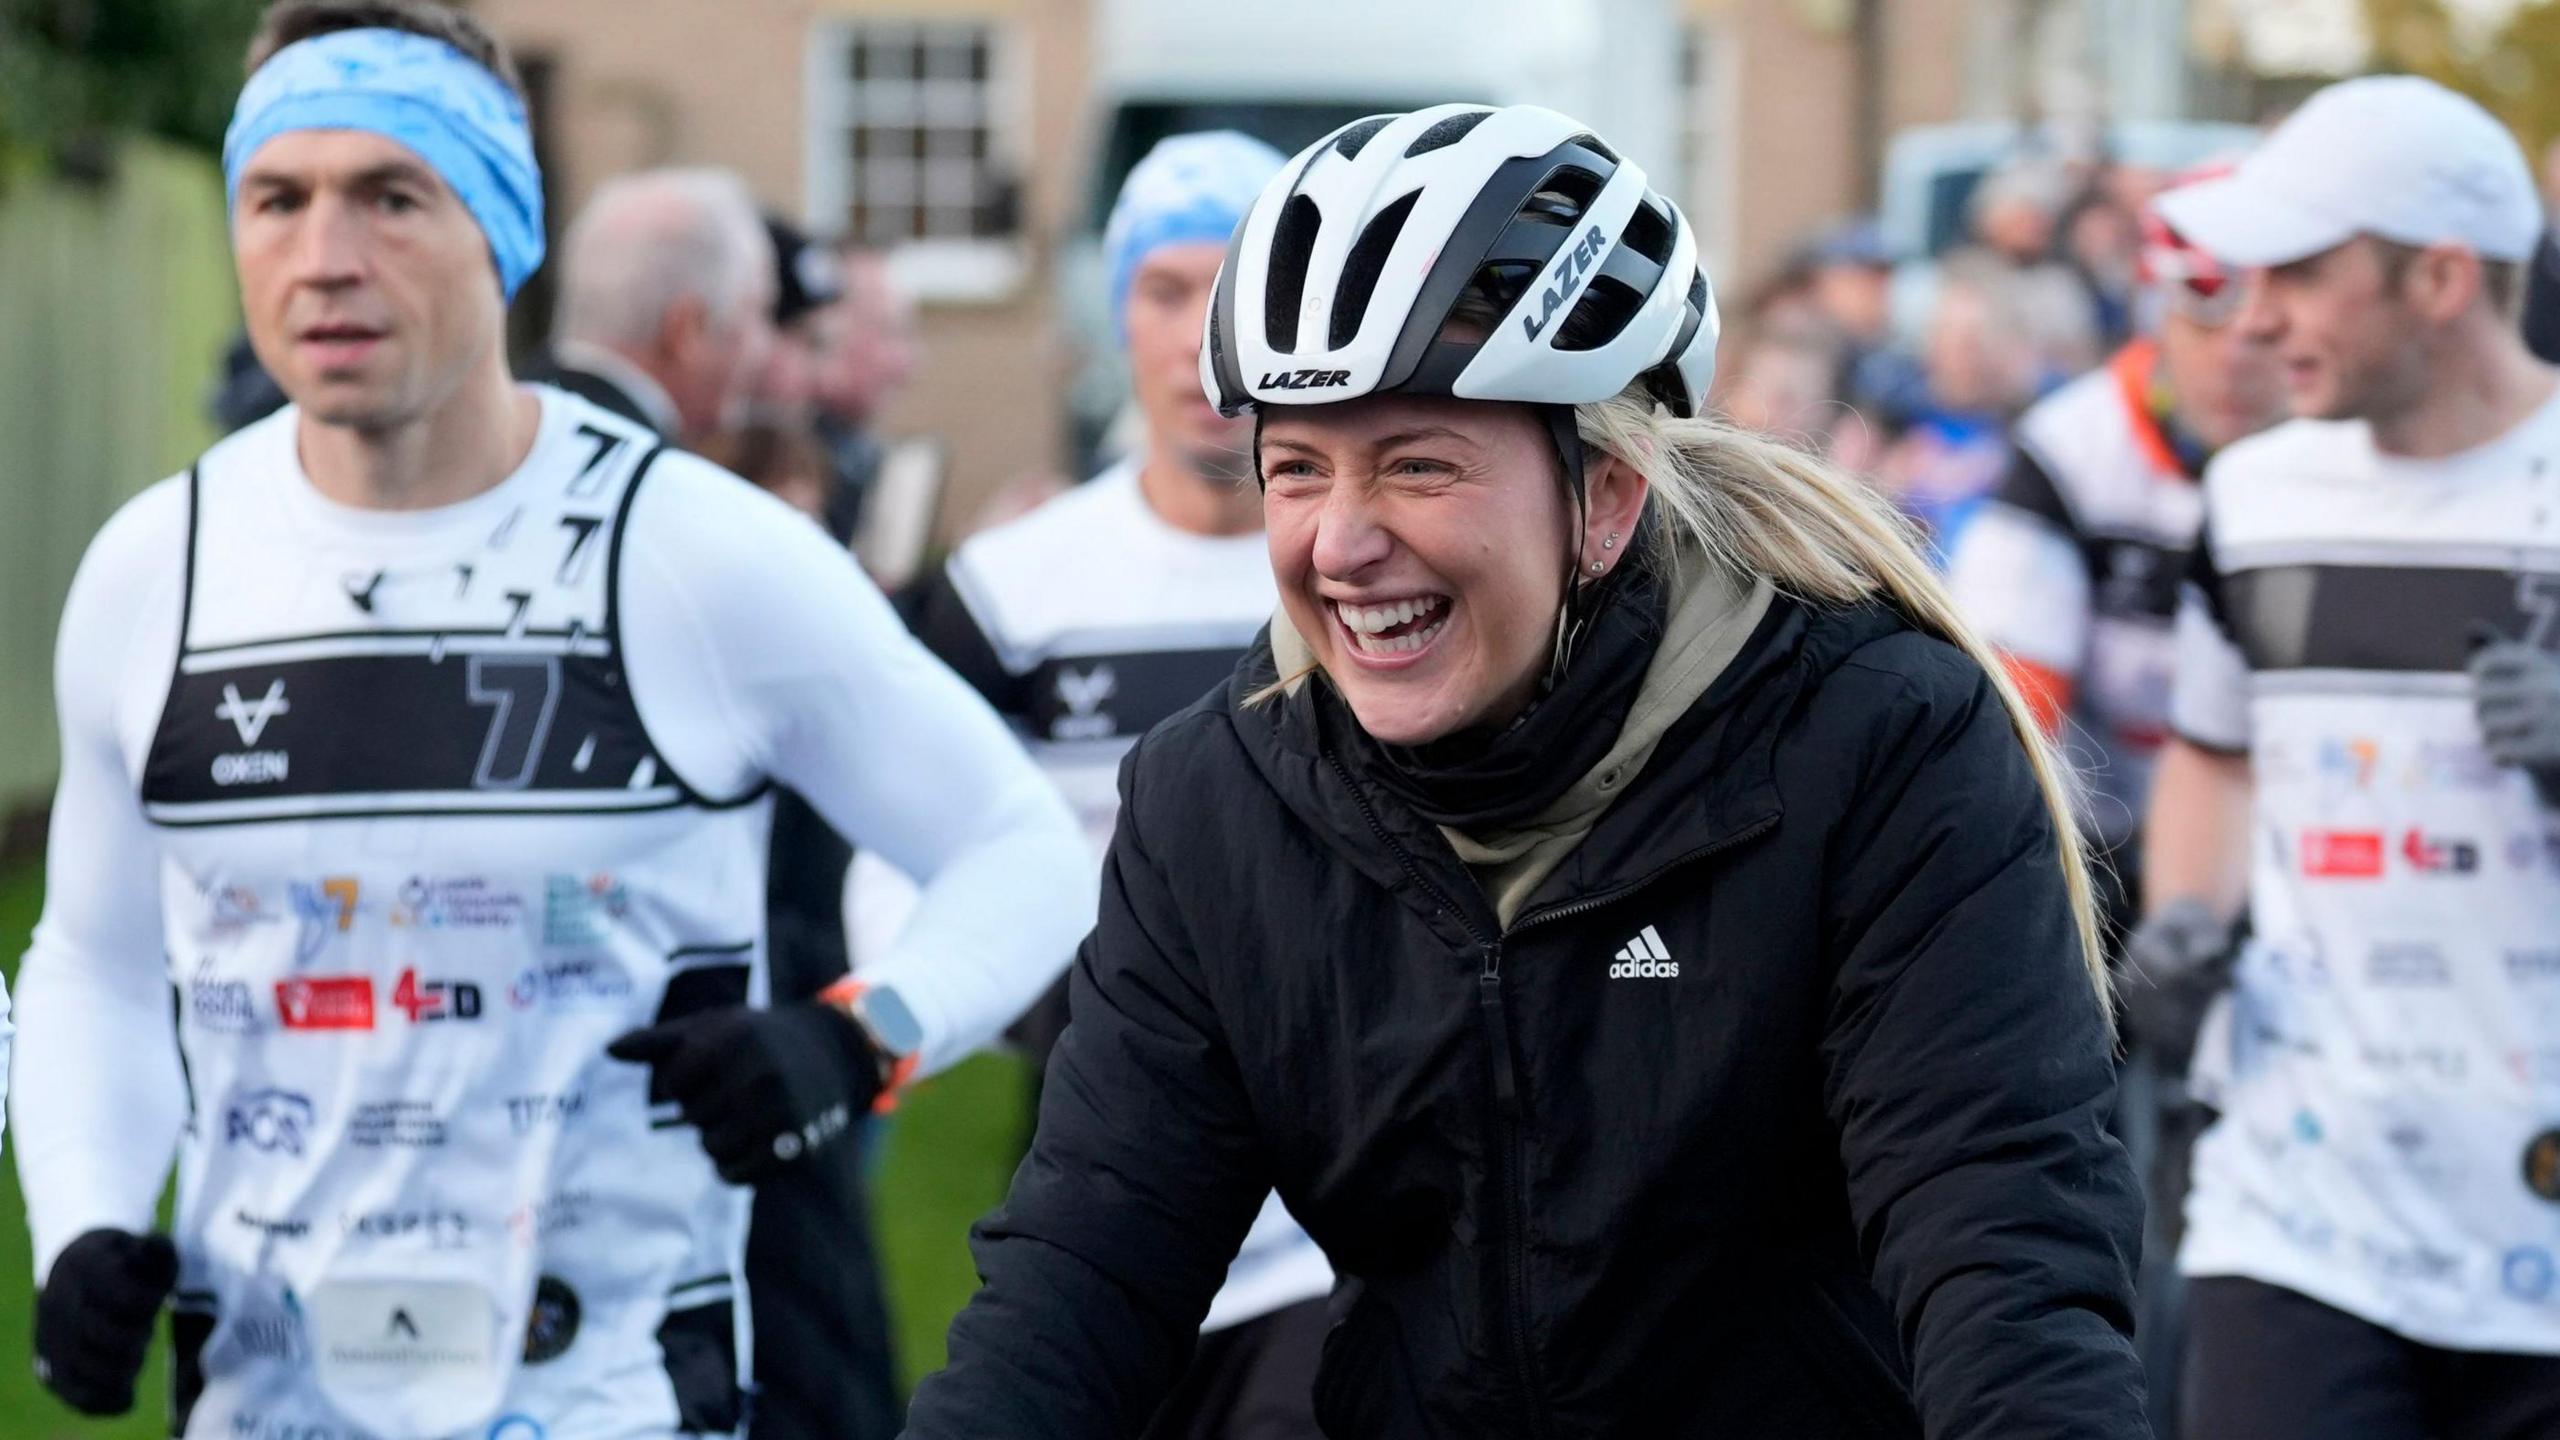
left=1324, top=751, right=1555, bottom=1438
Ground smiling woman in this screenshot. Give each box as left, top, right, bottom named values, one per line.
left=906, top=104, right=2148, bottom=1440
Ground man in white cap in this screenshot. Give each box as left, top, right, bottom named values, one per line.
left=2134, top=74, right=2560, bottom=1437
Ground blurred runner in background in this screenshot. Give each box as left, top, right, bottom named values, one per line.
left=2136, top=76, right=2560, bottom=1440
left=849, top=130, right=1337, bottom=1440
left=1946, top=164, right=2287, bottom=1437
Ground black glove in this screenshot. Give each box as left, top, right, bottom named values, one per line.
left=607, top=1002, right=881, bottom=1185
left=33, top=1227, right=178, bottom=1415
left=2470, top=630, right=2560, bottom=806
left=2120, top=897, right=2238, bottom=1074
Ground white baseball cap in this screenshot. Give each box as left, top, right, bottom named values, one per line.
left=2156, top=74, right=2543, bottom=268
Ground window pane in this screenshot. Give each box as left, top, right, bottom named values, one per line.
left=924, top=38, right=974, bottom=81
left=919, top=82, right=982, bottom=127
left=924, top=163, right=976, bottom=207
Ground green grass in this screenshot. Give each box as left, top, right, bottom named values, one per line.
left=0, top=856, right=1026, bottom=1435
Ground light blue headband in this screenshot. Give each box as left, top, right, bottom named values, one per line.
left=1104, top=131, right=1286, bottom=342
left=223, top=27, right=545, bottom=300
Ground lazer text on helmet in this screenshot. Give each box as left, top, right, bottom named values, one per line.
left=1258, top=368, right=1354, bottom=391
left=1522, top=225, right=1610, bottom=341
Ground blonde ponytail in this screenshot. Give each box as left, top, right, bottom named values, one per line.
left=1579, top=388, right=2112, bottom=1022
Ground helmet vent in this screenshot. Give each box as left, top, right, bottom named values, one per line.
left=1330, top=191, right=1420, bottom=349
left=1403, top=110, right=1491, bottom=157
left=1622, top=199, right=1674, bottom=265
left=1554, top=276, right=1645, bottom=353
left=1263, top=194, right=1323, bottom=353
left=1572, top=133, right=1621, bottom=164
left=1332, top=117, right=1396, bottom=161
left=1521, top=166, right=1605, bottom=227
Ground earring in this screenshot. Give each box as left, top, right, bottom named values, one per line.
left=1590, top=560, right=1605, bottom=575
left=1602, top=532, right=1617, bottom=550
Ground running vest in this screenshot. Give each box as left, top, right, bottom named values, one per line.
left=849, top=460, right=1334, bottom=1333
left=142, top=393, right=765, bottom=1439
left=2174, top=389, right=2560, bottom=1353
left=1950, top=342, right=2204, bottom=851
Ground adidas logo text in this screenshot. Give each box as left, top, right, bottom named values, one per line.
left=1608, top=924, right=1679, bottom=979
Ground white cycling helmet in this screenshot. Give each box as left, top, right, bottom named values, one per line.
left=1201, top=103, right=1720, bottom=419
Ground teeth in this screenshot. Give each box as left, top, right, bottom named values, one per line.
left=1348, top=616, right=1447, bottom=656
left=1335, top=597, right=1445, bottom=635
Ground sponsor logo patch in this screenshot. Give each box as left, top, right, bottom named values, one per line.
left=226, top=1089, right=316, bottom=1155
left=2302, top=830, right=2384, bottom=878
left=507, top=956, right=634, bottom=1011
left=349, top=1100, right=447, bottom=1149
left=541, top=874, right=628, bottom=947
left=276, top=976, right=374, bottom=1031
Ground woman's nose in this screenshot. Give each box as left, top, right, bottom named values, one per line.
left=1309, top=483, right=1393, bottom=579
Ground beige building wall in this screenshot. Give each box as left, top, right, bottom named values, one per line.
left=1694, top=0, right=1977, bottom=296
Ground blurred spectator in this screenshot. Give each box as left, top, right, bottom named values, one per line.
left=1806, top=218, right=1893, bottom=350
left=1734, top=249, right=1826, bottom=342
left=752, top=214, right=846, bottom=421
left=810, top=247, right=921, bottom=543
left=702, top=414, right=835, bottom=522
left=2059, top=183, right=2143, bottom=347
left=1955, top=157, right=2104, bottom=377
left=1970, top=156, right=2073, bottom=266
left=1799, top=217, right=1924, bottom=432
left=2541, top=134, right=2560, bottom=214
left=1871, top=256, right=2042, bottom=555
left=543, top=167, right=776, bottom=446
left=1719, top=329, right=1849, bottom=451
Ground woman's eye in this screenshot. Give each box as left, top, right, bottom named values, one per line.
left=378, top=191, right=420, bottom=214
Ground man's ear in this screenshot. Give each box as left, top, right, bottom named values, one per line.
left=2407, top=243, right=2484, bottom=326
left=660, top=293, right=711, bottom=361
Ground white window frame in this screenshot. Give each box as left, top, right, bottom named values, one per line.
left=803, top=17, right=1028, bottom=304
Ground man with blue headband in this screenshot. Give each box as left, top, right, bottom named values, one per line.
left=846, top=131, right=1333, bottom=1439
left=8, top=3, right=1090, bottom=1437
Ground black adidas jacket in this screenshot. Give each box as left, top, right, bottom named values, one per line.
left=903, top=597, right=2146, bottom=1439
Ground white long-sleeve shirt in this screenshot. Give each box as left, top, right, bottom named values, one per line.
left=10, top=387, right=1088, bottom=1439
